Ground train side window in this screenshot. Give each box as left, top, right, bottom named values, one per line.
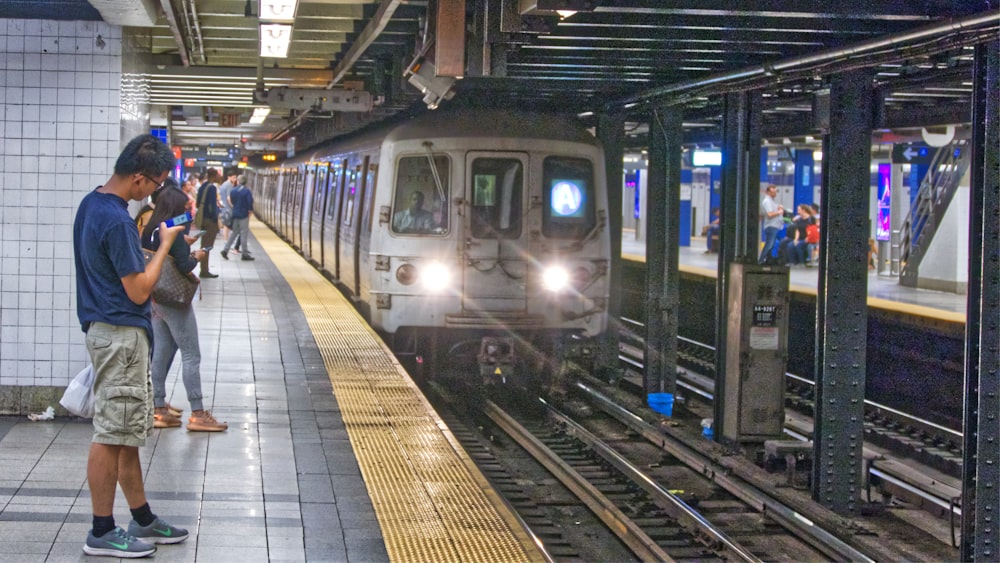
left=344, top=171, right=357, bottom=227
left=392, top=155, right=449, bottom=235
left=542, top=156, right=595, bottom=239
left=470, top=158, right=522, bottom=239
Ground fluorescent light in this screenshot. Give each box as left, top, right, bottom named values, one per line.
left=258, top=0, right=297, bottom=23
left=692, top=150, right=722, bottom=167
left=249, top=107, right=271, bottom=124
left=260, top=24, right=292, bottom=58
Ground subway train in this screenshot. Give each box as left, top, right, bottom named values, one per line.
left=247, top=108, right=612, bottom=387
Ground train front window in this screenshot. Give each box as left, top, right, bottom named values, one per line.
left=470, top=158, right=522, bottom=239
left=392, top=155, right=449, bottom=235
left=542, top=156, right=595, bottom=239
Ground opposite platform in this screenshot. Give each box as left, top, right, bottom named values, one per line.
left=0, top=219, right=540, bottom=562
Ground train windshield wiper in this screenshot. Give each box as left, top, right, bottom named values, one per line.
left=422, top=141, right=447, bottom=203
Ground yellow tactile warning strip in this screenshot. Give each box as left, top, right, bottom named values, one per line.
left=250, top=220, right=544, bottom=563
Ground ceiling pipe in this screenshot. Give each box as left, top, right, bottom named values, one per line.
left=158, top=0, right=190, bottom=66
left=614, top=11, right=1000, bottom=111
left=181, top=0, right=207, bottom=64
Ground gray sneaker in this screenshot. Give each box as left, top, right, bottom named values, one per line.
left=83, top=526, right=156, bottom=558
left=127, top=516, right=190, bottom=545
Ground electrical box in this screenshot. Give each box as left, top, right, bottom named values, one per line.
left=722, top=263, right=790, bottom=443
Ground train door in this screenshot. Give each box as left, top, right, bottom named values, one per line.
left=280, top=169, right=294, bottom=241
left=324, top=160, right=346, bottom=280
left=300, top=165, right=316, bottom=261
left=339, top=164, right=361, bottom=294
left=292, top=169, right=305, bottom=248
left=463, top=152, right=528, bottom=313
left=353, top=155, right=375, bottom=302
left=296, top=166, right=313, bottom=251
left=311, top=165, right=329, bottom=269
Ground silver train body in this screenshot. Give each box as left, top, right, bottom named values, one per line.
left=248, top=109, right=611, bottom=384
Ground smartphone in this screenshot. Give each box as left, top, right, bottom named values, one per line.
left=201, top=246, right=213, bottom=252
left=164, top=212, right=193, bottom=228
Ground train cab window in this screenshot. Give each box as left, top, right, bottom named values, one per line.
left=470, top=158, right=522, bottom=239
left=392, top=155, right=449, bottom=235
left=542, top=156, right=595, bottom=239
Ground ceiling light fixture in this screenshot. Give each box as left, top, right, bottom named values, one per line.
left=249, top=107, right=271, bottom=124
left=258, top=0, right=297, bottom=23
left=260, top=24, right=292, bottom=58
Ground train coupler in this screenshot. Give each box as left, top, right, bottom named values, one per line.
left=478, top=337, right=515, bottom=385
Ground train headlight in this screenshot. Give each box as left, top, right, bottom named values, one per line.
left=421, top=261, right=451, bottom=292
left=542, top=265, right=571, bottom=292
left=395, top=264, right=417, bottom=285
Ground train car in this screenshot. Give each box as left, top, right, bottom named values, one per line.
left=249, top=108, right=611, bottom=387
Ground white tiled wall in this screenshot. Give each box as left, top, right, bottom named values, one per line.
left=0, top=19, right=123, bottom=387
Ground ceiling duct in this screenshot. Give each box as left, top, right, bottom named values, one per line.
left=256, top=87, right=374, bottom=112
left=87, top=0, right=158, bottom=26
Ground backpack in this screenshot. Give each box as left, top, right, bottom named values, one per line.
left=806, top=223, right=819, bottom=244
left=194, top=181, right=211, bottom=225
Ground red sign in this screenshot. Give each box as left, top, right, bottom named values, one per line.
left=184, top=158, right=196, bottom=167
left=172, top=146, right=182, bottom=159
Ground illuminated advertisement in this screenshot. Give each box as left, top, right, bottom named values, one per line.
left=876, top=163, right=891, bottom=241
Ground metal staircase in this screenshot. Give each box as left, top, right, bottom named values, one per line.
left=899, top=139, right=970, bottom=287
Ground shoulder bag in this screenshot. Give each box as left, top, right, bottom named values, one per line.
left=142, top=249, right=200, bottom=306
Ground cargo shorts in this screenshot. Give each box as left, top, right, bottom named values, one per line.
left=86, top=322, right=154, bottom=447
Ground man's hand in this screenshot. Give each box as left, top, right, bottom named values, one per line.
left=159, top=222, right=185, bottom=246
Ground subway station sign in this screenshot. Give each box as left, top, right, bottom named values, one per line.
left=891, top=143, right=932, bottom=165
left=180, top=146, right=241, bottom=161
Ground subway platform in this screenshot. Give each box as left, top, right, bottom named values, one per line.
left=0, top=221, right=539, bottom=562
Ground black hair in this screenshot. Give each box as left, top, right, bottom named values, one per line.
left=141, top=178, right=190, bottom=246
left=114, top=134, right=175, bottom=177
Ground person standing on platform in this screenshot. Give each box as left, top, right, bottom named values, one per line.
left=73, top=134, right=190, bottom=558
left=141, top=178, right=228, bottom=433
left=221, top=174, right=255, bottom=261
left=217, top=168, right=237, bottom=244
left=194, top=168, right=222, bottom=278
left=758, top=184, right=785, bottom=264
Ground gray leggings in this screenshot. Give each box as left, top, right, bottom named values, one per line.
left=151, top=301, right=205, bottom=411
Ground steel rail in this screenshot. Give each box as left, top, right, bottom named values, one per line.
left=482, top=400, right=674, bottom=563
left=540, top=398, right=762, bottom=562
left=574, top=381, right=877, bottom=563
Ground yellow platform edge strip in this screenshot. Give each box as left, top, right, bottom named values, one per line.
left=250, top=220, right=545, bottom=563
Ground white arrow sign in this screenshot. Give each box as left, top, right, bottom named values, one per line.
left=903, top=147, right=917, bottom=161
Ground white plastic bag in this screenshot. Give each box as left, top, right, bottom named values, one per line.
left=60, top=364, right=96, bottom=418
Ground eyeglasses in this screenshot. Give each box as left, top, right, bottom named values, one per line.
left=142, top=174, right=166, bottom=190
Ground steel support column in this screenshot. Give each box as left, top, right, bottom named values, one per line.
left=811, top=69, right=874, bottom=514
left=643, top=106, right=683, bottom=397
left=597, top=112, right=625, bottom=380
left=712, top=90, right=762, bottom=439
left=961, top=39, right=1000, bottom=563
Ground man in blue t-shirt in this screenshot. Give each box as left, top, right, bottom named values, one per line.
left=73, top=134, right=190, bottom=558
left=221, top=175, right=256, bottom=261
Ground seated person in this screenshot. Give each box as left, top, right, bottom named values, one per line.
left=704, top=207, right=720, bottom=253
left=393, top=190, right=435, bottom=233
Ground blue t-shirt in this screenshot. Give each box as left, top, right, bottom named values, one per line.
left=74, top=189, right=152, bottom=338
left=230, top=186, right=254, bottom=219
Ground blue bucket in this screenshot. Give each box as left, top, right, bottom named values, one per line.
left=647, top=392, right=674, bottom=417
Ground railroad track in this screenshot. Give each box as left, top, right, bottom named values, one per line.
left=429, top=381, right=874, bottom=562
left=618, top=316, right=965, bottom=544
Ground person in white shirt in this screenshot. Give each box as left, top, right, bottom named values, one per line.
left=758, top=184, right=785, bottom=264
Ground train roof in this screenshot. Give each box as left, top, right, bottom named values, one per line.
left=290, top=108, right=601, bottom=166
left=385, top=108, right=601, bottom=147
